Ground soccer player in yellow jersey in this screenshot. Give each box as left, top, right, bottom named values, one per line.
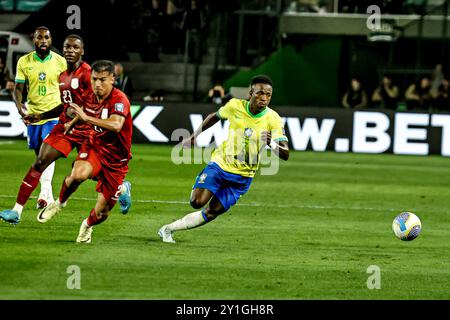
left=158, top=75, right=289, bottom=243
left=12, top=26, right=67, bottom=210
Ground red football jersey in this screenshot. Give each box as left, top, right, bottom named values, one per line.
left=59, top=61, right=92, bottom=123
left=58, top=62, right=103, bottom=140
left=85, top=88, right=133, bottom=168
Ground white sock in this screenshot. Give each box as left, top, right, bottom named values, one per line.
left=82, top=219, right=91, bottom=228
left=13, top=203, right=23, bottom=218
left=166, top=210, right=207, bottom=232
left=39, top=162, right=55, bottom=202
left=55, top=198, right=67, bottom=208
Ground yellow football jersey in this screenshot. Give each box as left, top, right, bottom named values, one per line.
left=211, top=98, right=288, bottom=177
left=15, top=51, right=67, bottom=124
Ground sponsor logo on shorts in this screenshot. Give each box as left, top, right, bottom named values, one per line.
left=198, top=173, right=207, bottom=183
left=79, top=152, right=88, bottom=159
left=115, top=103, right=124, bottom=112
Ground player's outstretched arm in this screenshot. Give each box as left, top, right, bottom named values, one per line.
left=182, top=112, right=220, bottom=147
left=22, top=104, right=64, bottom=125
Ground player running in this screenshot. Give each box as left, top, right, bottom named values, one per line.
left=11, top=26, right=66, bottom=210
left=0, top=35, right=131, bottom=225
left=158, top=75, right=289, bottom=243
left=38, top=60, right=133, bottom=243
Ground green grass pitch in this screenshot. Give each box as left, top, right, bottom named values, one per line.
left=1, top=140, right=450, bottom=299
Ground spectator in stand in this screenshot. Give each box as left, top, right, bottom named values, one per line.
left=143, top=89, right=165, bottom=102
left=140, top=0, right=166, bottom=62
left=114, top=63, right=133, bottom=100
left=208, top=83, right=225, bottom=105
left=180, top=0, right=208, bottom=62
left=342, top=78, right=368, bottom=109
left=371, top=75, right=399, bottom=110
left=298, top=0, right=319, bottom=12
left=164, top=0, right=185, bottom=54
left=0, top=56, right=14, bottom=96
left=208, top=83, right=233, bottom=106
left=431, top=63, right=445, bottom=94
left=0, top=81, right=14, bottom=97
left=405, top=76, right=432, bottom=111
left=286, top=0, right=322, bottom=13
left=432, top=78, right=450, bottom=112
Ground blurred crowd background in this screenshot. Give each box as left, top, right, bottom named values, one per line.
left=0, top=0, right=449, bottom=111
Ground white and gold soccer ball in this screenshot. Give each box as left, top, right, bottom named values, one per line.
left=392, top=212, right=422, bottom=241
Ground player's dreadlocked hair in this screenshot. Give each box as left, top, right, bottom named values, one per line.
left=251, top=75, right=273, bottom=87
left=92, top=60, right=115, bottom=75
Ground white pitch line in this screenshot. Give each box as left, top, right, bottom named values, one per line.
left=0, top=194, right=397, bottom=212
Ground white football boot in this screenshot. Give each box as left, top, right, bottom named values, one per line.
left=37, top=201, right=62, bottom=223
left=158, top=225, right=176, bottom=243
left=76, top=219, right=93, bottom=243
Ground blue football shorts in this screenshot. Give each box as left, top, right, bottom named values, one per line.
left=27, top=120, right=58, bottom=151
left=193, top=162, right=253, bottom=211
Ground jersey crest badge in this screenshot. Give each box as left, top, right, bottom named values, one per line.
left=71, top=78, right=79, bottom=89
left=198, top=173, right=207, bottom=183
left=115, top=103, right=124, bottom=112
left=38, top=72, right=46, bottom=81
left=244, top=128, right=253, bottom=137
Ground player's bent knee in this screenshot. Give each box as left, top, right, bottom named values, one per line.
left=203, top=207, right=226, bottom=221
left=71, top=174, right=88, bottom=184
left=190, top=198, right=204, bottom=209
left=33, top=157, right=50, bottom=172
left=71, top=168, right=92, bottom=183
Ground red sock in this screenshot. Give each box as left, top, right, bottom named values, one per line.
left=86, top=209, right=108, bottom=227
left=16, top=167, right=42, bottom=205
left=59, top=177, right=78, bottom=204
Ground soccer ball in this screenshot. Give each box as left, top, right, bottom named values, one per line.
left=392, top=212, right=422, bottom=241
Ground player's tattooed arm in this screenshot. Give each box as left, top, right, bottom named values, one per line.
left=70, top=103, right=125, bottom=133
left=12, top=82, right=27, bottom=118
left=182, top=112, right=220, bottom=147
